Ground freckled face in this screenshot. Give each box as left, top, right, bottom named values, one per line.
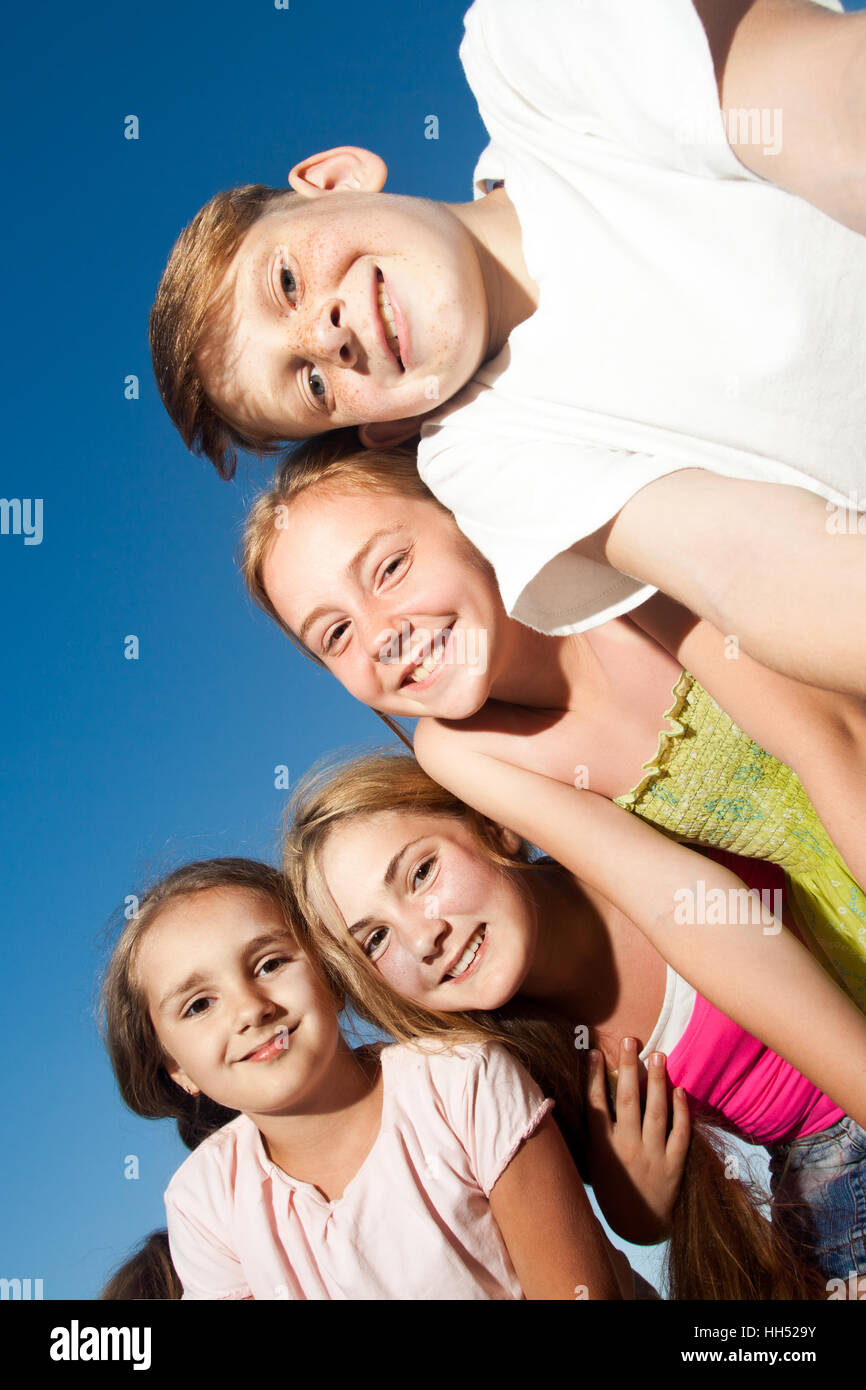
left=136, top=887, right=341, bottom=1118
left=262, top=487, right=509, bottom=720
left=198, top=191, right=489, bottom=441
left=317, top=811, right=537, bottom=1013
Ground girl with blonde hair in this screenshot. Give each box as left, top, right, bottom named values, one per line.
left=240, top=435, right=866, bottom=1035
left=282, top=749, right=866, bottom=1296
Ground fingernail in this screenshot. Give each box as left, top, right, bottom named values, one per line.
left=623, top=1037, right=635, bottom=1053
left=651, top=1052, right=664, bottom=1067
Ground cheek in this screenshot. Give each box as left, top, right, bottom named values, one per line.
left=374, top=944, right=428, bottom=1000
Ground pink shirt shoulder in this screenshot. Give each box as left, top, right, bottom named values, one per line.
left=164, top=1040, right=553, bottom=1301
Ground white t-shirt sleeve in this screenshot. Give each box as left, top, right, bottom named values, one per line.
left=461, top=0, right=737, bottom=180
left=419, top=404, right=660, bottom=633
left=463, top=0, right=844, bottom=182
left=432, top=1042, right=554, bottom=1198
left=164, top=1166, right=251, bottom=1302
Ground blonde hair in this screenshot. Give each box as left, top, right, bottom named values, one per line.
left=149, top=185, right=297, bottom=479
left=283, top=750, right=827, bottom=1300
left=99, top=857, right=341, bottom=1149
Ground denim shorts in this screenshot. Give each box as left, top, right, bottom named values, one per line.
left=768, top=1116, right=866, bottom=1282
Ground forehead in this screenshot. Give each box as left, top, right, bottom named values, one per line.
left=261, top=484, right=445, bottom=618
left=137, top=887, right=289, bottom=973
left=319, top=810, right=471, bottom=902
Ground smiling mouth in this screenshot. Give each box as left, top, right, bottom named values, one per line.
left=240, top=1025, right=297, bottom=1062
left=376, top=269, right=404, bottom=371
left=443, top=926, right=486, bottom=982
left=400, top=627, right=453, bottom=687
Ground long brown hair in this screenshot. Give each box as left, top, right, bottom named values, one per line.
left=101, top=1231, right=183, bottom=1301
left=283, top=749, right=826, bottom=1300
left=99, top=857, right=340, bottom=1150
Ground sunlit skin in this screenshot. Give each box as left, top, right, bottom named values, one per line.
left=261, top=486, right=583, bottom=723
left=317, top=809, right=547, bottom=1014
left=137, top=887, right=346, bottom=1118
left=197, top=149, right=538, bottom=449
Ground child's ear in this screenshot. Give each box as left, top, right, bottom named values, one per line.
left=288, top=146, right=387, bottom=197
left=165, top=1059, right=201, bottom=1099
left=358, top=417, right=425, bottom=449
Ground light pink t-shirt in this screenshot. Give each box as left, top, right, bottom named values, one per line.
left=164, top=1041, right=552, bottom=1301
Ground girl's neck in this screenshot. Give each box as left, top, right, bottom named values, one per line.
left=488, top=622, right=605, bottom=712
left=252, top=1041, right=384, bottom=1202
left=519, top=865, right=668, bottom=1057
left=518, top=864, right=616, bottom=1018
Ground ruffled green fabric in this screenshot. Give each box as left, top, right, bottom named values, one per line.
left=613, top=671, right=866, bottom=1010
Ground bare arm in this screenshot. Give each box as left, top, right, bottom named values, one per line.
left=631, top=592, right=866, bottom=890
left=488, top=1112, right=624, bottom=1299
left=693, top=0, right=866, bottom=235
left=585, top=470, right=866, bottom=696
left=415, top=720, right=866, bottom=1124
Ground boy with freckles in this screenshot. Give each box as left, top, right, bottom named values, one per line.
left=151, top=0, right=866, bottom=697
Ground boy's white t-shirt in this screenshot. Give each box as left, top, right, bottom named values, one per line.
left=416, top=0, right=865, bottom=634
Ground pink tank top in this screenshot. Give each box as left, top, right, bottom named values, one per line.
left=639, top=852, right=844, bottom=1145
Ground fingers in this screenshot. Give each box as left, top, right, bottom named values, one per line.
left=642, top=1051, right=670, bottom=1153
left=666, top=1085, right=692, bottom=1171
left=612, top=1037, right=642, bottom=1146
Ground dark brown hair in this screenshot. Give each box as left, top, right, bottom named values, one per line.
left=101, top=1231, right=183, bottom=1301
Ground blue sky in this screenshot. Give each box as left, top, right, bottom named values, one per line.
left=2, top=0, right=863, bottom=1300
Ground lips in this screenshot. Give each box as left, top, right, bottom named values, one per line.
left=442, top=925, right=487, bottom=983
left=374, top=268, right=405, bottom=371
left=238, top=1025, right=297, bottom=1063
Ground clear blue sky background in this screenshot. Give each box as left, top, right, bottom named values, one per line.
left=2, top=0, right=863, bottom=1300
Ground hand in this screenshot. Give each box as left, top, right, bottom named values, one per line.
left=586, top=1037, right=691, bottom=1245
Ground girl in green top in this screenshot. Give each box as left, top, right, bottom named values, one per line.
left=242, top=437, right=866, bottom=1010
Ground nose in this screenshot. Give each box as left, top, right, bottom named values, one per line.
left=304, top=298, right=358, bottom=368
left=366, top=615, right=415, bottom=667
left=232, top=979, right=276, bottom=1031
left=409, top=914, right=451, bottom=965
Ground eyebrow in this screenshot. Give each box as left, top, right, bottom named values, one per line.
left=156, top=933, right=296, bottom=1012
left=347, top=837, right=427, bottom=937
left=298, top=525, right=408, bottom=647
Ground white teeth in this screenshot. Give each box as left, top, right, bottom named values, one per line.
left=377, top=283, right=402, bottom=363
left=410, top=650, right=440, bottom=682
left=408, top=634, right=448, bottom=683
left=446, top=928, right=485, bottom=979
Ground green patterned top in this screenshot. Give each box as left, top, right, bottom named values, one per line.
left=613, top=671, right=866, bottom=1010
